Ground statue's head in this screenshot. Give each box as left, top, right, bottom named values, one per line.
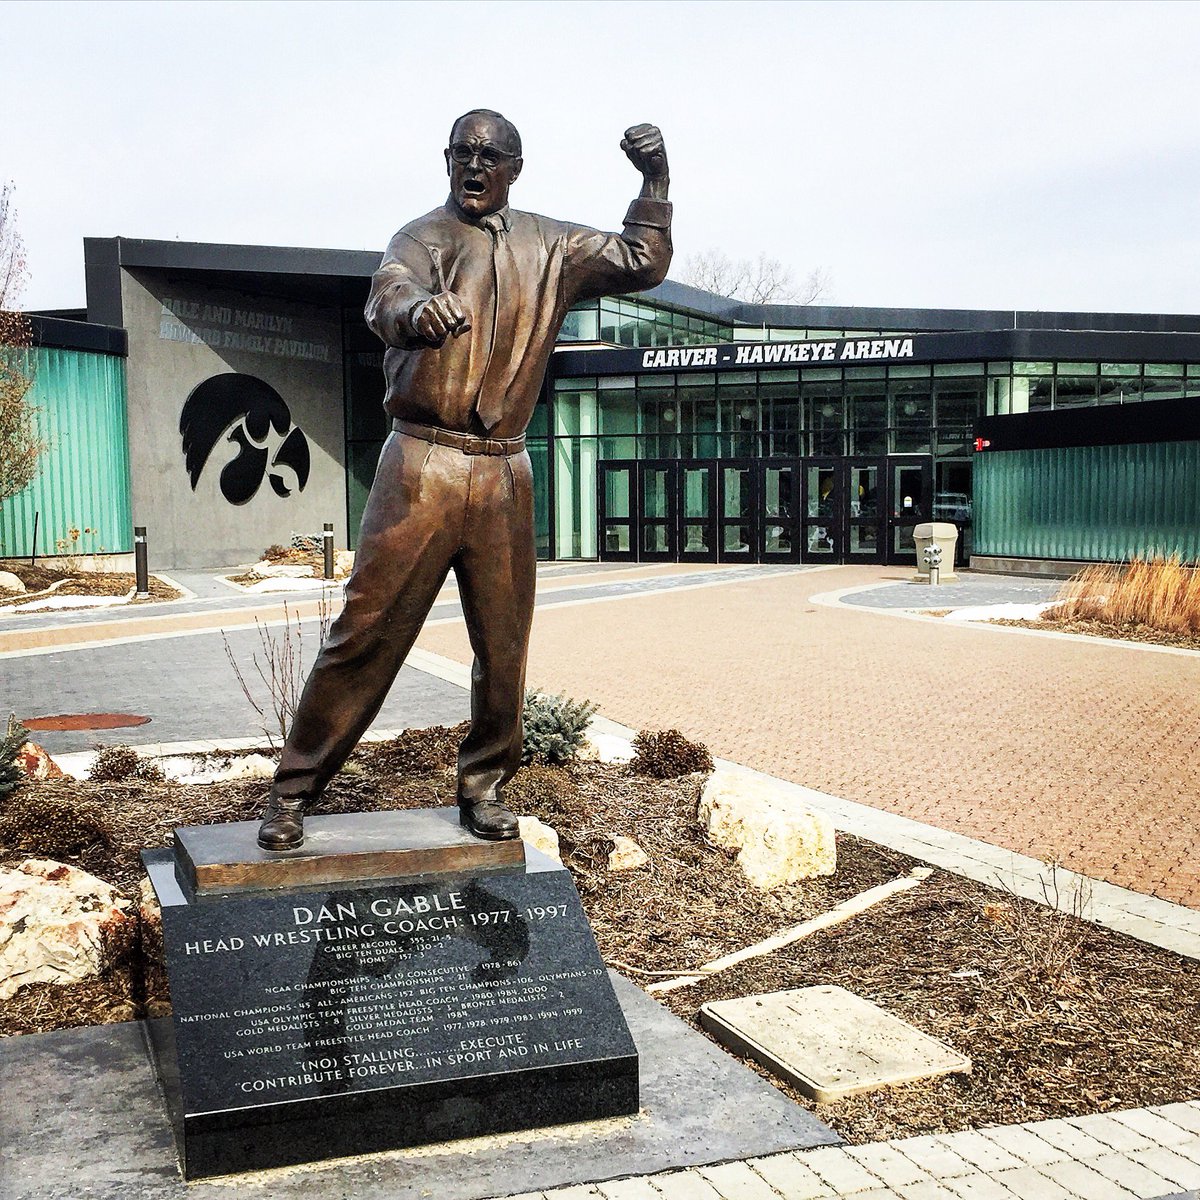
left=445, top=109, right=523, bottom=219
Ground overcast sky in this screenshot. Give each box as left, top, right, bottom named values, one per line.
left=5, top=0, right=1200, bottom=316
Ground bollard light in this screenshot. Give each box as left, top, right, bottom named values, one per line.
left=323, top=522, right=335, bottom=580
left=134, top=525, right=150, bottom=598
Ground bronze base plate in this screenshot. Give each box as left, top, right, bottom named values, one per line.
left=174, top=807, right=526, bottom=895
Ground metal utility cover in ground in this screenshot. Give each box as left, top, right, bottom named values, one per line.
left=700, top=985, right=971, bottom=1103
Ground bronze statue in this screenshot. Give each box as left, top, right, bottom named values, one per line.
left=258, top=109, right=672, bottom=851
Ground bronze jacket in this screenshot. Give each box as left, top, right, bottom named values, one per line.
left=365, top=196, right=673, bottom=439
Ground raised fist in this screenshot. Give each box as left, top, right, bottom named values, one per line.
left=621, top=124, right=668, bottom=180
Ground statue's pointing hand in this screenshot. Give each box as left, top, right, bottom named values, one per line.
left=413, top=291, right=471, bottom=346
left=621, top=124, right=668, bottom=180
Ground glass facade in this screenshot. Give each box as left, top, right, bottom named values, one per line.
left=986, top=361, right=1200, bottom=414
left=548, top=363, right=981, bottom=560
left=559, top=297, right=731, bottom=346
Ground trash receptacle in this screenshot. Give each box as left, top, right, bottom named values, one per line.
left=913, top=522, right=959, bottom=582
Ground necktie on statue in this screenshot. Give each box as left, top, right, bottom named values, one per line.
left=476, top=213, right=517, bottom=431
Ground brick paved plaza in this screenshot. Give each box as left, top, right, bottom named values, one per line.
left=418, top=563, right=1200, bottom=909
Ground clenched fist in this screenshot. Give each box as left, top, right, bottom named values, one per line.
left=621, top=124, right=668, bottom=181
left=412, top=291, right=471, bottom=346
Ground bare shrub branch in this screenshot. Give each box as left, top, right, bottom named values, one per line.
left=222, top=592, right=334, bottom=748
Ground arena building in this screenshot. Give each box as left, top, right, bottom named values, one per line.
left=6, top=235, right=1199, bottom=572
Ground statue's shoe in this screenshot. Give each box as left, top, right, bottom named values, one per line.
left=257, top=798, right=306, bottom=851
left=458, top=798, right=519, bottom=840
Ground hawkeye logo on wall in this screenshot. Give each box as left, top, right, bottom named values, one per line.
left=641, top=336, right=915, bottom=370
left=180, top=374, right=311, bottom=505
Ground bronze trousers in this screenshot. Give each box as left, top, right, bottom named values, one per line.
left=272, top=429, right=536, bottom=806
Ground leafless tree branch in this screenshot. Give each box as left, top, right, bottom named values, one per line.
left=681, top=248, right=833, bottom=305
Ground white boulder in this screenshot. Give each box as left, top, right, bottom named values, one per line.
left=583, top=732, right=634, bottom=764
left=518, top=815, right=561, bottom=863
left=0, top=859, right=135, bottom=1001
left=0, top=570, right=27, bottom=594
left=698, top=769, right=836, bottom=890
left=251, top=560, right=313, bottom=578
left=607, top=835, right=650, bottom=872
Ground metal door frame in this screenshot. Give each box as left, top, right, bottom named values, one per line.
left=678, top=461, right=718, bottom=563
left=844, top=457, right=886, bottom=564
left=597, top=460, right=637, bottom=562
left=885, top=454, right=935, bottom=565
left=637, top=459, right=679, bottom=563
left=717, top=458, right=759, bottom=563
left=758, top=460, right=803, bottom=563
left=799, top=457, right=842, bottom=563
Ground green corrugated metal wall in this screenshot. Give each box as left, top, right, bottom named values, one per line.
left=975, top=442, right=1200, bottom=562
left=0, top=347, right=131, bottom=558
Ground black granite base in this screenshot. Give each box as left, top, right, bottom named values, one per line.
left=0, top=976, right=838, bottom=1200
left=149, top=1011, right=636, bottom=1179
left=143, top=838, right=639, bottom=1179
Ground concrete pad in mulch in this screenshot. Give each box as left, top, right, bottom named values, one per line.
left=0, top=973, right=837, bottom=1200
left=700, top=985, right=971, bottom=1103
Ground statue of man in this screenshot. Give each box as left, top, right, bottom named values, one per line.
left=257, top=109, right=672, bottom=851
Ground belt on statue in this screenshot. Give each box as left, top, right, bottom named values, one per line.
left=392, top=419, right=525, bottom=457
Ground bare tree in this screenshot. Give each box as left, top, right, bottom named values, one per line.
left=0, top=182, right=44, bottom=508
left=681, top=248, right=832, bottom=305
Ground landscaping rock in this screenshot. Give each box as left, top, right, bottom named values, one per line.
left=213, top=752, right=276, bottom=782
left=335, top=549, right=355, bottom=575
left=0, top=859, right=135, bottom=1001
left=583, top=732, right=635, bottom=764
left=699, top=769, right=836, bottom=889
left=518, top=815, right=561, bottom=863
left=17, top=742, right=67, bottom=781
left=250, top=560, right=312, bottom=578
left=0, top=570, right=27, bottom=594
left=608, top=834, right=650, bottom=872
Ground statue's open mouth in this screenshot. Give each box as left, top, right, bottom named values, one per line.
left=462, top=179, right=486, bottom=195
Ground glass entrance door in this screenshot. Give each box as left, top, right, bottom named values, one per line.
left=887, top=456, right=933, bottom=564
left=599, top=462, right=635, bottom=561
left=718, top=461, right=757, bottom=562
left=760, top=462, right=801, bottom=562
left=638, top=460, right=678, bottom=562
left=801, top=459, right=840, bottom=561
left=679, top=463, right=717, bottom=562
left=846, top=459, right=884, bottom=562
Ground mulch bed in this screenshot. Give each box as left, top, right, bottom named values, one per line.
left=0, top=562, right=180, bottom=608
left=2, top=724, right=1199, bottom=1144
left=991, top=615, right=1200, bottom=651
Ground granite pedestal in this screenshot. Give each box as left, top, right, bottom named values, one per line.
left=144, top=809, right=638, bottom=1179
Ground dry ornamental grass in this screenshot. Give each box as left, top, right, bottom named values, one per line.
left=1046, top=556, right=1200, bottom=637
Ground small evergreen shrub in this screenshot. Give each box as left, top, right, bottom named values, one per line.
left=0, top=791, right=113, bottom=858
left=88, top=744, right=166, bottom=785
left=0, top=713, right=30, bottom=804
left=629, top=728, right=714, bottom=779
left=521, top=692, right=597, bottom=765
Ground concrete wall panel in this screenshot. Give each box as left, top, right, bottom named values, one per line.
left=122, top=270, right=347, bottom=569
